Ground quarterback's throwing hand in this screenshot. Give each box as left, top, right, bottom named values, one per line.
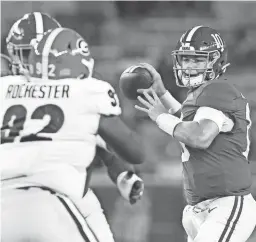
left=135, top=89, right=168, bottom=121
left=137, top=63, right=167, bottom=97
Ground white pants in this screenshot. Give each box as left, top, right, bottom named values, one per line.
left=73, top=188, right=115, bottom=242
left=182, top=194, right=256, bottom=242
left=1, top=187, right=114, bottom=242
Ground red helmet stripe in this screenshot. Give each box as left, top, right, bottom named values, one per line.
left=42, top=28, right=64, bottom=79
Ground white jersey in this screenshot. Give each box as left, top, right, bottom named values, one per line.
left=0, top=75, right=121, bottom=198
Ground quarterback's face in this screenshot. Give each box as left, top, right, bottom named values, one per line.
left=179, top=55, right=208, bottom=76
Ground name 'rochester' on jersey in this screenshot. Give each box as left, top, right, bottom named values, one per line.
left=181, top=80, right=252, bottom=205
left=0, top=75, right=121, bottom=198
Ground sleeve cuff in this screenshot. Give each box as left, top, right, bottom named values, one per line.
left=193, top=107, right=225, bottom=132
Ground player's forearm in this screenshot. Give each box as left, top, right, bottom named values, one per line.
left=156, top=113, right=209, bottom=149
left=173, top=121, right=208, bottom=149
left=109, top=131, right=145, bottom=164
left=98, top=116, right=146, bottom=164
left=106, top=160, right=133, bottom=184
left=97, top=147, right=135, bottom=183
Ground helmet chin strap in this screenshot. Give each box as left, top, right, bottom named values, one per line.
left=181, top=72, right=205, bottom=87
left=81, top=58, right=94, bottom=78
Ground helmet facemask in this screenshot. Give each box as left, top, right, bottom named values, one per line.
left=6, top=12, right=60, bottom=76
left=7, top=43, right=32, bottom=75
left=172, top=50, right=221, bottom=88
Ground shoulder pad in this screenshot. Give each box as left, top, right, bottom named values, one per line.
left=89, top=79, right=121, bottom=116
left=197, top=82, right=240, bottom=112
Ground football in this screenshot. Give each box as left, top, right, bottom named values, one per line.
left=119, top=66, right=154, bottom=100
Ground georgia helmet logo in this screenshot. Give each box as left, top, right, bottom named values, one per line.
left=76, top=38, right=90, bottom=57
left=13, top=27, right=24, bottom=40
left=6, top=20, right=24, bottom=42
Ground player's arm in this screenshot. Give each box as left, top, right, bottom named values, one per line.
left=95, top=135, right=135, bottom=182
left=174, top=121, right=218, bottom=149
left=135, top=85, right=234, bottom=149
left=94, top=80, right=146, bottom=164
left=158, top=107, right=234, bottom=149
left=96, top=136, right=144, bottom=204
left=98, top=115, right=146, bottom=164
left=173, top=83, right=236, bottom=148
left=175, top=108, right=228, bottom=148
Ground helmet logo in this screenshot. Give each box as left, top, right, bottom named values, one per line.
left=76, top=38, right=90, bottom=57
left=199, top=43, right=217, bottom=51
left=12, top=27, right=24, bottom=40
left=6, top=20, right=24, bottom=43
left=211, top=34, right=224, bottom=52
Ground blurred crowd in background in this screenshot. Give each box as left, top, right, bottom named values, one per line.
left=1, top=2, right=256, bottom=242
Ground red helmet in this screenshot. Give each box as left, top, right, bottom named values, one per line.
left=0, top=53, right=12, bottom=76
left=172, top=26, right=230, bottom=88
left=6, top=12, right=61, bottom=75
left=28, top=27, right=94, bottom=80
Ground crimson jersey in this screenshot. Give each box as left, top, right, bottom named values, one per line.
left=181, top=80, right=252, bottom=205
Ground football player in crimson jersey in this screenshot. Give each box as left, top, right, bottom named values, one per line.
left=1, top=27, right=146, bottom=242
left=0, top=53, right=13, bottom=76
left=135, top=26, right=256, bottom=242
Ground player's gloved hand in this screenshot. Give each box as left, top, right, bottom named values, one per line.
left=135, top=89, right=168, bottom=121
left=117, top=171, right=144, bottom=204
left=137, top=63, right=167, bottom=97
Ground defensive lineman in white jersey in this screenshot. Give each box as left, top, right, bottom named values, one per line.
left=1, top=76, right=121, bottom=198
left=1, top=27, right=146, bottom=242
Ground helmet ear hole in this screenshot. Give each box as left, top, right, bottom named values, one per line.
left=67, top=43, right=72, bottom=51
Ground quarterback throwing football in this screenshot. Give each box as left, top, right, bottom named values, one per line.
left=135, top=26, right=256, bottom=242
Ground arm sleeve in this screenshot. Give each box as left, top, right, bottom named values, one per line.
left=194, top=107, right=227, bottom=132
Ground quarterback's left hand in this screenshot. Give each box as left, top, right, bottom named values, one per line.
left=117, top=171, right=144, bottom=204
left=135, top=89, right=168, bottom=121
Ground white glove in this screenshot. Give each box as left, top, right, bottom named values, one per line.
left=117, top=171, right=144, bottom=204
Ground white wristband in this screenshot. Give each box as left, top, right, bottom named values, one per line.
left=160, top=91, right=181, bottom=114
left=156, top=113, right=182, bottom=137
